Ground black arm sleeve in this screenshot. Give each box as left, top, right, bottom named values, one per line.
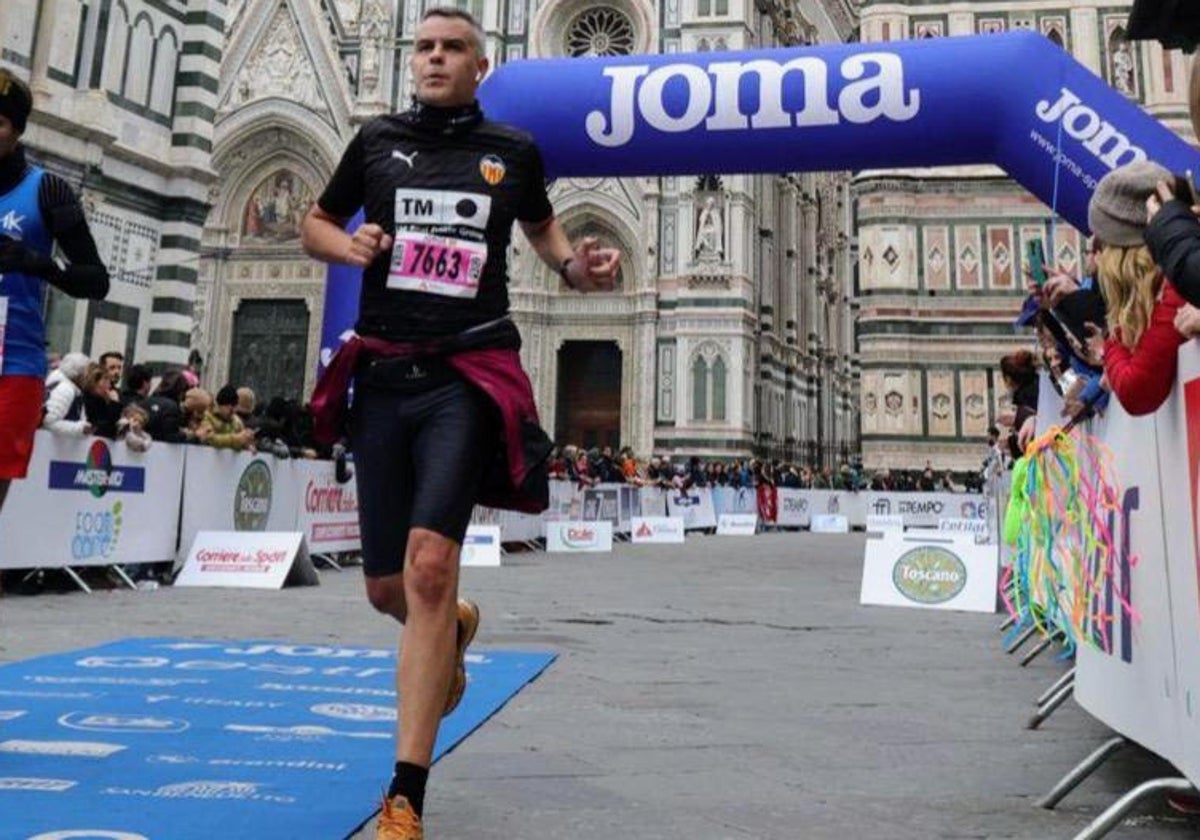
left=516, top=142, right=554, bottom=224
left=317, top=130, right=366, bottom=219
left=38, top=173, right=110, bottom=300
left=1145, top=199, right=1200, bottom=307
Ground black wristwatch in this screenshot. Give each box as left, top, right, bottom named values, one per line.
left=558, top=257, right=575, bottom=287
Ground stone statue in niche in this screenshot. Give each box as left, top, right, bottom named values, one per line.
left=1111, top=40, right=1135, bottom=95
left=694, top=196, right=724, bottom=260
left=358, top=0, right=391, bottom=98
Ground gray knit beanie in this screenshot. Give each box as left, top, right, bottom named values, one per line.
left=1088, top=160, right=1172, bottom=247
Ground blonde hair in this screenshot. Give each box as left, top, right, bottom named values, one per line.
left=1096, top=244, right=1162, bottom=349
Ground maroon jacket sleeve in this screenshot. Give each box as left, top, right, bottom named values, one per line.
left=1104, top=283, right=1186, bottom=416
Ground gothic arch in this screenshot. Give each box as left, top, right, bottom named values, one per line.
left=214, top=108, right=343, bottom=187
left=552, top=202, right=641, bottom=290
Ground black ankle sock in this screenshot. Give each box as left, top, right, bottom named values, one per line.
left=389, top=761, right=429, bottom=817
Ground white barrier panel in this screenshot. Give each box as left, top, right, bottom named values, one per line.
left=0, top=432, right=184, bottom=569
left=175, top=531, right=318, bottom=589
left=667, top=487, right=717, bottom=530
left=938, top=517, right=993, bottom=544
left=801, top=490, right=866, bottom=528
left=712, top=487, right=758, bottom=516
left=866, top=514, right=904, bottom=534
left=864, top=492, right=991, bottom=528
left=717, top=513, right=758, bottom=536
left=775, top=488, right=811, bottom=528
left=177, top=449, right=300, bottom=563
left=470, top=505, right=542, bottom=543
left=1068, top=398, right=1181, bottom=765
left=292, top=460, right=360, bottom=553
left=545, top=520, right=613, bottom=553
left=582, top=483, right=642, bottom=533
left=1161, top=347, right=1200, bottom=782
left=860, top=534, right=998, bottom=613
left=461, top=525, right=502, bottom=567
left=544, top=480, right=583, bottom=521
left=639, top=486, right=668, bottom=517
left=810, top=514, right=849, bottom=534
left=630, top=516, right=685, bottom=544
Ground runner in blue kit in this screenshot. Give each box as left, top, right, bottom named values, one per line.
left=0, top=69, right=109, bottom=528
left=300, top=8, right=620, bottom=838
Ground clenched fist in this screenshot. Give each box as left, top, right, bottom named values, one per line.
left=345, top=223, right=394, bottom=269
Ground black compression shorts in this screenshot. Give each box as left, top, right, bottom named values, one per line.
left=349, top=356, right=496, bottom=578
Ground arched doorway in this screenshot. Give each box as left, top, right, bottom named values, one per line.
left=556, top=341, right=622, bottom=449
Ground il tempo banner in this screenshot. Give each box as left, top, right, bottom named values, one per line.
left=864, top=492, right=991, bottom=529
left=0, top=432, right=184, bottom=570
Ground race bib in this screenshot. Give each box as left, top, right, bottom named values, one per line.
left=387, top=189, right=491, bottom=299
left=0, top=296, right=7, bottom=373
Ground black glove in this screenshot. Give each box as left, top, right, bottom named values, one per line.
left=0, top=237, right=56, bottom=278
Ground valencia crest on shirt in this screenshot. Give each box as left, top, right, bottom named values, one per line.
left=479, top=154, right=506, bottom=186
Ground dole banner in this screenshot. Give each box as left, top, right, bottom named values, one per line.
left=177, top=449, right=300, bottom=564
left=293, top=459, right=360, bottom=553
left=546, top=521, right=614, bottom=553
left=0, top=432, right=184, bottom=570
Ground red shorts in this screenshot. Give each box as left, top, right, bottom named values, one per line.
left=0, top=375, right=44, bottom=480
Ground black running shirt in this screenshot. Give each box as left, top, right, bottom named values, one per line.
left=318, top=111, right=554, bottom=341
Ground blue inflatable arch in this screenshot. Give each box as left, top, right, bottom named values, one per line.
left=479, top=30, right=1198, bottom=232
left=319, top=32, right=1200, bottom=370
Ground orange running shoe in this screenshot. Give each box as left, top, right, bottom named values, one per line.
left=375, top=794, right=423, bottom=840
left=444, top=598, right=480, bottom=716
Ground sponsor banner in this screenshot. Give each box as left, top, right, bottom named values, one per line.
left=716, top=513, right=758, bottom=536
left=469, top=505, right=542, bottom=543
left=937, top=517, right=993, bottom=544
left=860, top=534, right=999, bottom=613
left=810, top=514, right=849, bottom=534
left=775, top=488, right=811, bottom=528
left=639, top=487, right=668, bottom=518
left=666, top=487, right=717, bottom=530
left=542, top=480, right=584, bottom=522
left=630, top=517, right=686, bottom=544
left=0, top=637, right=555, bottom=840
left=711, top=487, right=758, bottom=517
left=545, top=521, right=614, bottom=553
left=1072, top=401, right=1180, bottom=762
left=1161, top=345, right=1200, bottom=782
left=177, top=449, right=300, bottom=564
left=174, top=532, right=318, bottom=590
left=800, top=490, right=866, bottom=528
left=292, top=460, right=360, bottom=553
left=460, top=525, right=502, bottom=567
left=0, top=432, right=184, bottom=570
left=582, top=484, right=642, bottom=533
left=866, top=514, right=904, bottom=534
left=864, top=492, right=991, bottom=528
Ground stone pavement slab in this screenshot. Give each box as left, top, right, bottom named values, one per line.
left=1, top=532, right=1195, bottom=839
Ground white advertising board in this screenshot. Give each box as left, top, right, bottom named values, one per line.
left=630, top=516, right=686, bottom=544
left=666, top=488, right=717, bottom=530
left=865, top=514, right=904, bottom=534
left=292, top=459, right=360, bottom=553
left=775, top=488, right=811, bottom=528
left=937, top=517, right=993, bottom=544
left=460, top=525, right=502, bottom=567
left=860, top=534, right=998, bottom=613
left=545, top=520, right=613, bottom=553
left=864, top=492, right=991, bottom=529
left=810, top=514, right=849, bottom=534
left=0, top=432, right=185, bottom=569
left=717, top=513, right=758, bottom=536
left=175, top=531, right=318, bottom=589
left=177, top=449, right=300, bottom=564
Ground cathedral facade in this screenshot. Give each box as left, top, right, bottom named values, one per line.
left=196, top=0, right=860, bottom=464
left=16, top=2, right=1185, bottom=470
left=855, top=0, right=1192, bottom=470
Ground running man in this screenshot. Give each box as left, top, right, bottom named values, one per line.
left=301, top=8, right=619, bottom=838
left=0, top=69, right=109, bottom=521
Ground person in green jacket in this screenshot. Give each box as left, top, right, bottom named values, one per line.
left=204, top=385, right=255, bottom=451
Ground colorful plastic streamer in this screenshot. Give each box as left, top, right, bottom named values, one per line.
left=1002, top=424, right=1135, bottom=654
